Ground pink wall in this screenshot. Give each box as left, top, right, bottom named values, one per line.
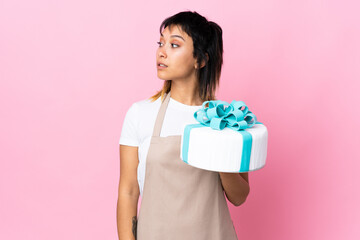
left=1, top=1, right=359, bottom=239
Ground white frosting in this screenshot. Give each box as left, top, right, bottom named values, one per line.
left=180, top=123, right=268, bottom=172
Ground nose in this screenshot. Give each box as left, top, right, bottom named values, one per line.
left=158, top=48, right=166, bottom=58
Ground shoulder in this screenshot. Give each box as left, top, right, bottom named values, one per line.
left=131, top=96, right=161, bottom=113
left=123, top=97, right=161, bottom=126
left=120, top=96, right=160, bottom=146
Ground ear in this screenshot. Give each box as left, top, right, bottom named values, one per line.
left=199, top=53, right=209, bottom=69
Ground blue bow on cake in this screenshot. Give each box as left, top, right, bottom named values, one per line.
left=193, top=100, right=259, bottom=131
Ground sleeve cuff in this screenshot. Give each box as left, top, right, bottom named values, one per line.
left=119, top=137, right=139, bottom=147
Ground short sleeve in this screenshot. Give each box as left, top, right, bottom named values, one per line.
left=119, top=103, right=139, bottom=146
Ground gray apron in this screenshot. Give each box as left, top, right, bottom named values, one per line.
left=137, top=91, right=238, bottom=240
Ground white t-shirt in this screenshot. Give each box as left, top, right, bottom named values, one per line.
left=119, top=93, right=203, bottom=197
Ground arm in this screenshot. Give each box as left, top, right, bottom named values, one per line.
left=117, top=145, right=140, bottom=240
left=219, top=172, right=250, bottom=207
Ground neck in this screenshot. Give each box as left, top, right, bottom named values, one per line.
left=169, top=80, right=203, bottom=106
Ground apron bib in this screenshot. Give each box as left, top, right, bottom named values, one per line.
left=137, top=91, right=238, bottom=240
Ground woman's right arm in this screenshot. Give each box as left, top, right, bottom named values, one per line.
left=117, top=144, right=140, bottom=240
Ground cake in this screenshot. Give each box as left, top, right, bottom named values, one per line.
left=180, top=99, right=268, bottom=173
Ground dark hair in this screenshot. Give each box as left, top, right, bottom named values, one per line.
left=149, top=10, right=223, bottom=102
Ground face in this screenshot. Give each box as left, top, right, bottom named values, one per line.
left=156, top=25, right=198, bottom=81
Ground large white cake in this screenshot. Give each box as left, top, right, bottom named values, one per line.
left=179, top=99, right=268, bottom=173
left=180, top=123, right=268, bottom=172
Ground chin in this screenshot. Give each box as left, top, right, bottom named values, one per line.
left=157, top=74, right=171, bottom=81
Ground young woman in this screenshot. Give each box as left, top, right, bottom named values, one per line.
left=117, top=11, right=250, bottom=240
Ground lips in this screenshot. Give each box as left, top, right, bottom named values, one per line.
left=157, top=62, right=168, bottom=67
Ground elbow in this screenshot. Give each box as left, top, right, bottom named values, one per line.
left=233, top=186, right=250, bottom=207
left=233, top=196, right=247, bottom=207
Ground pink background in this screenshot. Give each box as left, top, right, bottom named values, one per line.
left=1, top=0, right=359, bottom=239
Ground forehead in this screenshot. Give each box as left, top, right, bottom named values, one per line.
left=160, top=25, right=189, bottom=41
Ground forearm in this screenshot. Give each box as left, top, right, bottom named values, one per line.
left=117, top=193, right=139, bottom=240
left=219, top=172, right=250, bottom=206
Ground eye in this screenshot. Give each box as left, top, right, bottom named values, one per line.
left=156, top=41, right=179, bottom=48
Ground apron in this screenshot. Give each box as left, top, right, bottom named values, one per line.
left=137, top=91, right=238, bottom=240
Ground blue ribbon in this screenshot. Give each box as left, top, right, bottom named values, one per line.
left=193, top=100, right=258, bottom=131
left=182, top=100, right=263, bottom=172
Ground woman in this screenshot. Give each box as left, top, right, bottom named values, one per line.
left=117, top=11, right=250, bottom=240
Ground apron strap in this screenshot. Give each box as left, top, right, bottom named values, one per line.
left=152, top=91, right=171, bottom=137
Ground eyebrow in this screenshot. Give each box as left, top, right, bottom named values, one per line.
left=160, top=33, right=185, bottom=42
